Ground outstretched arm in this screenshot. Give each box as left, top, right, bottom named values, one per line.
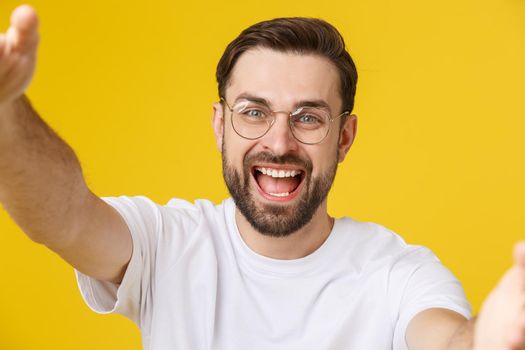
left=473, top=242, right=525, bottom=350
left=0, top=5, right=132, bottom=284
left=407, top=242, right=525, bottom=350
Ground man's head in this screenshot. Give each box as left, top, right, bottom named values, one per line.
left=213, top=18, right=358, bottom=237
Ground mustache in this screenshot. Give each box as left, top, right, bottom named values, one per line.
left=243, top=152, right=313, bottom=173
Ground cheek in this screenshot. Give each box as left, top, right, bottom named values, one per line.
left=222, top=133, right=254, bottom=169
left=310, top=144, right=339, bottom=175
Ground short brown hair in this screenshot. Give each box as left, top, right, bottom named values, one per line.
left=216, top=17, right=358, bottom=114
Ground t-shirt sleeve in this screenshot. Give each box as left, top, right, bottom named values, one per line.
left=389, top=247, right=472, bottom=350
left=75, top=195, right=163, bottom=327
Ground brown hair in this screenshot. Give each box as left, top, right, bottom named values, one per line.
left=216, top=17, right=358, bottom=114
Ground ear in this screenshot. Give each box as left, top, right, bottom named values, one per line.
left=337, top=114, right=357, bottom=163
left=212, top=102, right=225, bottom=152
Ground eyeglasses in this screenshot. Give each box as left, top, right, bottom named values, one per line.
left=221, top=98, right=349, bottom=145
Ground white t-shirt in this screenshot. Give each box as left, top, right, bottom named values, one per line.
left=76, top=196, right=471, bottom=350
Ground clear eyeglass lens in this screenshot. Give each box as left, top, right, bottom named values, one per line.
left=290, top=108, right=330, bottom=143
left=231, top=101, right=272, bottom=139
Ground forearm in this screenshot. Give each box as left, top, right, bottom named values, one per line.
left=0, top=95, right=90, bottom=248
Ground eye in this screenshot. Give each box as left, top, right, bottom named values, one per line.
left=297, top=113, right=321, bottom=124
left=244, top=109, right=266, bottom=119
left=291, top=108, right=328, bottom=130
left=233, top=101, right=270, bottom=121
left=293, top=112, right=323, bottom=126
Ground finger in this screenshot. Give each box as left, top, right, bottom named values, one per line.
left=11, top=5, right=38, bottom=35
left=514, top=242, right=525, bottom=267
left=9, top=5, right=39, bottom=53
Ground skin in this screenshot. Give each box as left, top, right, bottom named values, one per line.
left=2, top=5, right=525, bottom=350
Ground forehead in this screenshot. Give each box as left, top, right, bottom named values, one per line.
left=226, top=48, right=342, bottom=112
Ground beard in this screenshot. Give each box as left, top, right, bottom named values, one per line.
left=222, top=147, right=338, bottom=237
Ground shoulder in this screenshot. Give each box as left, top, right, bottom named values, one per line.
left=101, top=195, right=235, bottom=258
left=333, top=217, right=437, bottom=273
left=335, top=218, right=417, bottom=257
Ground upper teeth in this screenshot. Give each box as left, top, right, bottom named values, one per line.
left=256, top=167, right=300, bottom=178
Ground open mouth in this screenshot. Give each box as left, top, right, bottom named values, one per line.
left=251, top=165, right=306, bottom=201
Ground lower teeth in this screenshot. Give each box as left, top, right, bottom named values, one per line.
left=269, top=192, right=289, bottom=197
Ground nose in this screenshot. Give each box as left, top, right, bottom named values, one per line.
left=259, top=113, right=300, bottom=156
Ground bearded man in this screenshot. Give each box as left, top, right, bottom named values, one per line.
left=1, top=5, right=525, bottom=350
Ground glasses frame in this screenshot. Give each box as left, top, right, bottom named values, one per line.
left=220, top=97, right=349, bottom=145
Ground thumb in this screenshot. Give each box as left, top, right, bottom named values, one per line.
left=8, top=5, right=39, bottom=53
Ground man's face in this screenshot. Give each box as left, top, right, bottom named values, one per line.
left=213, top=48, right=356, bottom=237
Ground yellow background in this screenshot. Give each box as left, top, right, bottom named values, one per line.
left=0, top=0, right=524, bottom=348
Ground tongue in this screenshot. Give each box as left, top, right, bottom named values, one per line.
left=256, top=173, right=300, bottom=194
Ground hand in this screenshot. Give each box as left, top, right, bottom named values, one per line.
left=474, top=242, right=525, bottom=350
left=0, top=5, right=39, bottom=107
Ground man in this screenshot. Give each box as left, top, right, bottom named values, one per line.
left=1, top=4, right=525, bottom=350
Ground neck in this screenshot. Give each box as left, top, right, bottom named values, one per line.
left=235, top=200, right=334, bottom=260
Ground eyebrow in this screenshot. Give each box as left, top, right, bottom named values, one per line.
left=234, top=93, right=332, bottom=113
